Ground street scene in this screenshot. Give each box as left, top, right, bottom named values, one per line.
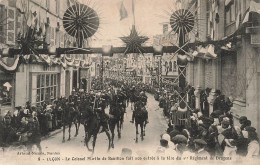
left=0, top=0, right=260, bottom=165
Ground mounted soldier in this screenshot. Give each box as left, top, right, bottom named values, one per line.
left=93, top=92, right=109, bottom=131
left=130, top=94, right=149, bottom=124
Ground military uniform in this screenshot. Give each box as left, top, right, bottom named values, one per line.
left=130, top=99, right=148, bottom=124
left=94, top=94, right=109, bottom=131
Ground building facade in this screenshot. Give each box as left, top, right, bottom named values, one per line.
left=0, top=0, right=91, bottom=116
left=185, top=0, right=260, bottom=134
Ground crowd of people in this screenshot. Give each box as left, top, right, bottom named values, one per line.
left=0, top=78, right=259, bottom=160
left=0, top=78, right=149, bottom=152
left=155, top=92, right=259, bottom=159
left=0, top=99, right=71, bottom=151
left=106, top=79, right=259, bottom=159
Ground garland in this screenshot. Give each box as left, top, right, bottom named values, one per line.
left=0, top=56, right=22, bottom=72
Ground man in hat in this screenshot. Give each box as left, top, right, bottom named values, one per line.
left=194, top=139, right=210, bottom=157
left=130, top=96, right=149, bottom=124
left=94, top=93, right=109, bottom=131
left=239, top=116, right=248, bottom=130
left=244, top=126, right=259, bottom=159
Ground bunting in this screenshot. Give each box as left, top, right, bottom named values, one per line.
left=0, top=56, right=21, bottom=72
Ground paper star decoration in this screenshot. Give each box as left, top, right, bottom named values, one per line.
left=120, top=25, right=149, bottom=54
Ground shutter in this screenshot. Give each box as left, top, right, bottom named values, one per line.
left=16, top=10, right=22, bottom=34
left=205, top=60, right=213, bottom=89
left=50, top=27, right=55, bottom=46
left=0, top=5, right=6, bottom=43
left=55, top=30, right=59, bottom=46
left=6, top=7, right=15, bottom=45
left=60, top=32, right=64, bottom=47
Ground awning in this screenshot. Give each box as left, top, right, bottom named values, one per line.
left=191, top=44, right=217, bottom=60
left=242, top=1, right=260, bottom=24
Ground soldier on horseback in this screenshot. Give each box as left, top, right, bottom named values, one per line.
left=93, top=92, right=109, bottom=131
left=130, top=93, right=149, bottom=124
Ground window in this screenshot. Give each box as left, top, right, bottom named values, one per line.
left=33, top=74, right=59, bottom=105
left=6, top=7, right=15, bottom=45
left=169, top=62, right=173, bottom=72
left=225, top=1, right=236, bottom=25
left=50, top=27, right=55, bottom=46
left=173, top=61, right=177, bottom=72
left=165, top=61, right=168, bottom=72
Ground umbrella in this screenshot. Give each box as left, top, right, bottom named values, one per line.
left=63, top=3, right=99, bottom=47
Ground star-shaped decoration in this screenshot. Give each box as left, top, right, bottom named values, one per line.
left=120, top=25, right=149, bottom=54
left=16, top=27, right=47, bottom=55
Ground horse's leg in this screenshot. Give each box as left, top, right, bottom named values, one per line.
left=105, top=129, right=111, bottom=152
left=135, top=123, right=138, bottom=143
left=77, top=116, right=80, bottom=135
left=74, top=119, right=79, bottom=137
left=121, top=113, right=124, bottom=130
left=68, top=122, right=71, bottom=141
left=92, top=134, right=97, bottom=154
left=119, top=120, right=122, bottom=139
left=110, top=122, right=115, bottom=148
left=143, top=123, right=146, bottom=136
left=141, top=122, right=144, bottom=141
left=85, top=132, right=92, bottom=152
left=62, top=122, right=65, bottom=143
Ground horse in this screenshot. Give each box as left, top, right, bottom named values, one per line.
left=84, top=114, right=111, bottom=153
left=109, top=103, right=124, bottom=148
left=133, top=106, right=147, bottom=143
left=60, top=99, right=81, bottom=143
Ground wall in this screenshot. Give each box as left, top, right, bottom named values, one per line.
left=245, top=39, right=260, bottom=133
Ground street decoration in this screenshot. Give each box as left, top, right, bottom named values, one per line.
left=167, top=6, right=196, bottom=113
left=63, top=3, right=99, bottom=48
left=120, top=25, right=149, bottom=54
left=16, top=28, right=46, bottom=56
left=170, top=9, right=195, bottom=35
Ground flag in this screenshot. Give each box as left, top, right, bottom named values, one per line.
left=120, top=1, right=128, bottom=20
left=26, top=11, right=32, bottom=27
left=16, top=0, right=25, bottom=14
left=132, top=0, right=135, bottom=25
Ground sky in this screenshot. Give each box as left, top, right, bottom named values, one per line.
left=84, top=0, right=178, bottom=46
